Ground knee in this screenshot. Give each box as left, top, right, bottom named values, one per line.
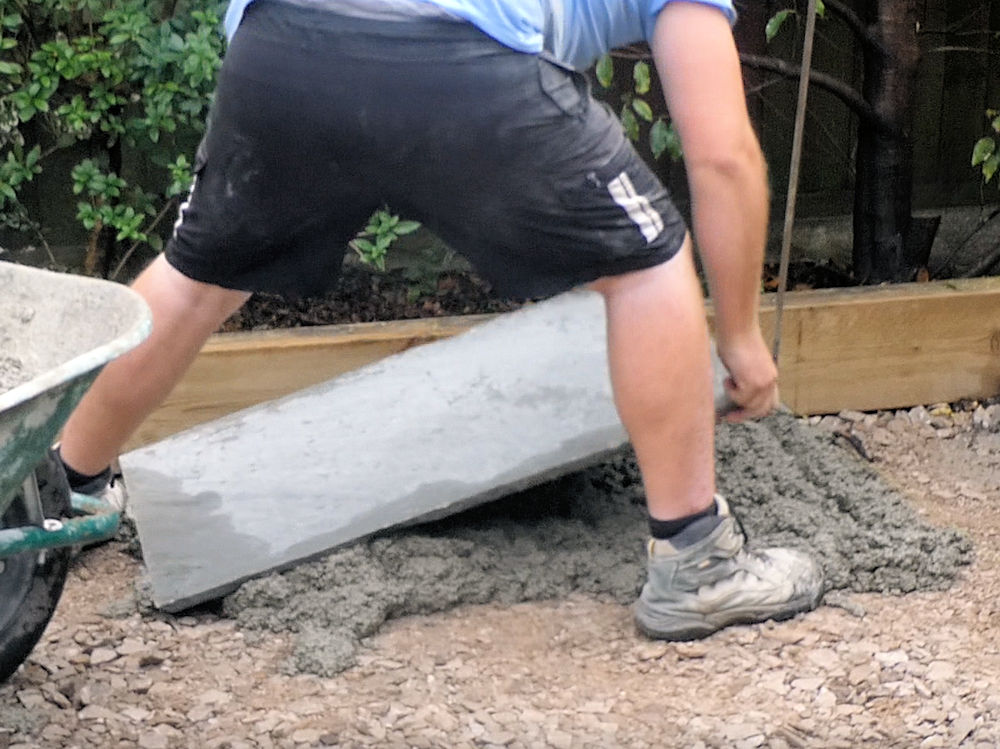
left=137, top=256, right=250, bottom=329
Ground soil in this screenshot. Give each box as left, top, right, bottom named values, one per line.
left=219, top=265, right=525, bottom=332
left=2, top=265, right=1000, bottom=747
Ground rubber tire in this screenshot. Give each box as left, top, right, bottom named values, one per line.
left=0, top=451, right=72, bottom=682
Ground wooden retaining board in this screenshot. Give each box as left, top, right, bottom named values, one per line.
left=128, top=278, right=1000, bottom=448
left=753, top=278, right=1000, bottom=414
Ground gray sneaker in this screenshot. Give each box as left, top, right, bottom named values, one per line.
left=635, top=496, right=825, bottom=641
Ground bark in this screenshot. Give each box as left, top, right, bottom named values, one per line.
left=852, top=0, right=927, bottom=283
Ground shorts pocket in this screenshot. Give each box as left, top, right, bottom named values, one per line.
left=537, top=55, right=589, bottom=118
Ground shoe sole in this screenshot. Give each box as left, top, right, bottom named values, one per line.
left=633, top=588, right=825, bottom=642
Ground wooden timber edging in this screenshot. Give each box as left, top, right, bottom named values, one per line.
left=752, top=276, right=1000, bottom=415
left=128, top=278, right=1000, bottom=448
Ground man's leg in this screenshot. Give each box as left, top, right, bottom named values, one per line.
left=590, top=237, right=715, bottom=521
left=592, top=240, right=824, bottom=641
left=58, top=255, right=250, bottom=476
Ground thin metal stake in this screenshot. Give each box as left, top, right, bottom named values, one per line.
left=773, top=0, right=819, bottom=360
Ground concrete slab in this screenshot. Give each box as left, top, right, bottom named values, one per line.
left=122, top=290, right=726, bottom=612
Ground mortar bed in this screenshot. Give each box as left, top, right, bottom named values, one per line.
left=220, top=413, right=972, bottom=676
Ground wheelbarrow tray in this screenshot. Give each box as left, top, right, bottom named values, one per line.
left=0, top=262, right=151, bottom=510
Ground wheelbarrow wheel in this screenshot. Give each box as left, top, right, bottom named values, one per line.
left=0, top=451, right=72, bottom=682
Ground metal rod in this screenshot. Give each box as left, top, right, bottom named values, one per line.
left=20, top=474, right=44, bottom=526
left=773, top=0, right=819, bottom=360
left=0, top=493, right=119, bottom=559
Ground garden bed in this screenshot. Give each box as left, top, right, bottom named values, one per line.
left=129, top=271, right=1000, bottom=448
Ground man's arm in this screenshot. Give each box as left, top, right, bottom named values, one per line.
left=650, top=1, right=778, bottom=420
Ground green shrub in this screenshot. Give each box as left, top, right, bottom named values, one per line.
left=0, top=0, right=225, bottom=274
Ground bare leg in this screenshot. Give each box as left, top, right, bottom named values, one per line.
left=590, top=237, right=715, bottom=520
left=59, top=256, right=250, bottom=475
left=596, top=239, right=825, bottom=640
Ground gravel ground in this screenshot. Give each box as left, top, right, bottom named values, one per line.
left=2, top=402, right=1000, bottom=748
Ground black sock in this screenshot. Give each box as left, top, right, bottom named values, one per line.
left=649, top=501, right=719, bottom=540
left=57, top=448, right=111, bottom=494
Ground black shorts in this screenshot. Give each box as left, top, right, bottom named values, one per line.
left=165, top=0, right=688, bottom=299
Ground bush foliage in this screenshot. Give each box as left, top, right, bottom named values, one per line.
left=0, top=0, right=225, bottom=272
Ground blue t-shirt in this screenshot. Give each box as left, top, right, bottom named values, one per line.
left=224, top=0, right=735, bottom=70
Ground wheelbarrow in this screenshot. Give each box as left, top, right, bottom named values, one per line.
left=0, top=261, right=151, bottom=681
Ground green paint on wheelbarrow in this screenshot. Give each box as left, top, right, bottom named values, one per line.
left=0, top=493, right=120, bottom=558
left=0, top=261, right=152, bottom=510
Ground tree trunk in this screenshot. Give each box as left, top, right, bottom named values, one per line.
left=98, top=138, right=124, bottom=279
left=852, top=0, right=924, bottom=283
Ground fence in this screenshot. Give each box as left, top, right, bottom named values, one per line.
left=734, top=0, right=1000, bottom=215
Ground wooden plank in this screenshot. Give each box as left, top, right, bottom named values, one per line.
left=131, top=279, right=1000, bottom=447
left=753, top=277, right=1000, bottom=414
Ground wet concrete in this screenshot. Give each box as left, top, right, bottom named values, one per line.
left=0, top=263, right=150, bottom=505
left=222, top=414, right=972, bottom=676
left=0, top=319, right=33, bottom=393
left=0, top=263, right=147, bottom=390
left=0, top=354, right=27, bottom=393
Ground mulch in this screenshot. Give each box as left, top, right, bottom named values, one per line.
left=219, top=264, right=524, bottom=332
left=219, top=258, right=857, bottom=333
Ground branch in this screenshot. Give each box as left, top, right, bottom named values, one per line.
left=739, top=53, right=883, bottom=129
left=753, top=81, right=856, bottom=175
left=918, top=29, right=999, bottom=37
left=822, top=0, right=876, bottom=46
left=610, top=43, right=651, bottom=61
left=925, top=46, right=1000, bottom=57
left=110, top=197, right=178, bottom=281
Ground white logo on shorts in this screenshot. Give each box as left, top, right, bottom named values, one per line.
left=172, top=174, right=199, bottom=238
left=607, top=171, right=664, bottom=243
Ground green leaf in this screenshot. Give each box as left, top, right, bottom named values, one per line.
left=353, top=238, right=376, bottom=254
left=394, top=220, right=421, bottom=236
left=633, top=62, right=651, bottom=96
left=650, top=119, right=670, bottom=160
left=766, top=10, right=793, bottom=43
left=985, top=152, right=1000, bottom=183
left=595, top=54, right=614, bottom=88
left=972, top=137, right=995, bottom=167
left=992, top=115, right=1000, bottom=134
left=632, top=98, right=654, bottom=123
left=621, top=107, right=639, bottom=142
left=650, top=119, right=683, bottom=161
left=816, top=0, right=826, bottom=18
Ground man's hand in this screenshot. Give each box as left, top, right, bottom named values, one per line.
left=718, top=328, right=779, bottom=423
